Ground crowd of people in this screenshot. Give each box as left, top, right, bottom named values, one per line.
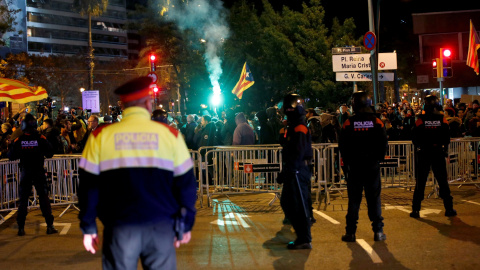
left=0, top=96, right=477, bottom=159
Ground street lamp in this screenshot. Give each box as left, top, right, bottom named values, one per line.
left=80, top=87, right=85, bottom=92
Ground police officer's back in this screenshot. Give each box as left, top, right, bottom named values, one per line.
left=410, top=95, right=456, bottom=218
left=339, top=91, right=387, bottom=242
left=9, top=113, right=57, bottom=236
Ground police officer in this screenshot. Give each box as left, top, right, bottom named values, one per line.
left=78, top=77, right=197, bottom=270
left=8, top=113, right=57, bottom=236
left=410, top=95, right=456, bottom=218
left=278, top=93, right=313, bottom=250
left=339, top=91, right=387, bottom=242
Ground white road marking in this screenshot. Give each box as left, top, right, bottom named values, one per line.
left=41, top=222, right=71, bottom=235
left=384, top=204, right=441, bottom=218
left=313, top=209, right=340, bottom=224
left=462, top=200, right=480, bottom=206
left=356, top=239, right=383, bottom=264
left=0, top=210, right=17, bottom=225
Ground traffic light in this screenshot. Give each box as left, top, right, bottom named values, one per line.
left=439, top=48, right=453, bottom=78
left=149, top=54, right=157, bottom=72
left=432, top=58, right=442, bottom=78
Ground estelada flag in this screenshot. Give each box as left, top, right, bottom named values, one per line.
left=231, top=62, right=254, bottom=99
left=467, top=20, right=480, bottom=75
left=0, top=78, right=48, bottom=103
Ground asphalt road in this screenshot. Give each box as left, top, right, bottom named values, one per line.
left=1, top=186, right=480, bottom=270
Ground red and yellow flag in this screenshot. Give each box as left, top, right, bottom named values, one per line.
left=0, top=78, right=48, bottom=103
left=467, top=20, right=480, bottom=75
left=231, top=62, right=254, bottom=99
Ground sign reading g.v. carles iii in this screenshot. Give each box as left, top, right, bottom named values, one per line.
left=354, top=121, right=374, bottom=131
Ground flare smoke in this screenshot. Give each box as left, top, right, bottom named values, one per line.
left=164, top=0, right=230, bottom=96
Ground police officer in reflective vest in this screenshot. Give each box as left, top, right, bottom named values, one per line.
left=278, top=93, right=313, bottom=249
left=411, top=95, right=456, bottom=218
left=78, top=77, right=197, bottom=269
left=8, top=113, right=57, bottom=236
left=339, top=91, right=387, bottom=242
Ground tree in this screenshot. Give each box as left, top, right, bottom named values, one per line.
left=0, top=0, right=21, bottom=45
left=73, top=0, right=108, bottom=91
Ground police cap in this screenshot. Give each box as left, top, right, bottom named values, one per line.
left=114, top=76, right=153, bottom=103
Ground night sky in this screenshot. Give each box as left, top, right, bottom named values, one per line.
left=221, top=0, right=480, bottom=35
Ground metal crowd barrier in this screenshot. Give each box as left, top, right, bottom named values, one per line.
left=0, top=155, right=81, bottom=219
left=447, top=138, right=480, bottom=188
left=203, top=146, right=283, bottom=207
left=189, top=150, right=203, bottom=207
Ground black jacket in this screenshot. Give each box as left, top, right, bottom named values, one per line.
left=339, top=111, right=388, bottom=165
left=413, top=113, right=450, bottom=150
left=8, top=130, right=54, bottom=171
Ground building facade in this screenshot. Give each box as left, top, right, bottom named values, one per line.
left=1, top=0, right=140, bottom=60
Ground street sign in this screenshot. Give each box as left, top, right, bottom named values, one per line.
left=335, top=72, right=394, bottom=82
left=81, top=90, right=100, bottom=113
left=363, top=31, right=376, bottom=51
left=332, top=52, right=397, bottom=72
left=332, top=47, right=361, bottom=54
left=148, top=72, right=158, bottom=83
left=417, top=75, right=429, bottom=84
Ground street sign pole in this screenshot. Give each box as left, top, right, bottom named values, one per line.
left=368, top=0, right=378, bottom=105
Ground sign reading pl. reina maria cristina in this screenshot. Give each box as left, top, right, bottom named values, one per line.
left=332, top=52, right=397, bottom=72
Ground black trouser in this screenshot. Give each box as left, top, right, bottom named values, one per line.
left=17, top=170, right=54, bottom=228
left=412, top=149, right=453, bottom=212
left=102, top=221, right=177, bottom=270
left=280, top=166, right=312, bottom=244
left=345, top=162, right=384, bottom=234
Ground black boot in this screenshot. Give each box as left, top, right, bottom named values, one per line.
left=341, top=233, right=356, bottom=242
left=374, top=232, right=387, bottom=241
left=18, top=228, right=25, bottom=236
left=410, top=211, right=420, bottom=218
left=445, top=209, right=457, bottom=217
left=46, top=225, right=58, bottom=235
left=287, top=241, right=312, bottom=249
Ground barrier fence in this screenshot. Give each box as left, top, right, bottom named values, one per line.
left=2, top=139, right=480, bottom=215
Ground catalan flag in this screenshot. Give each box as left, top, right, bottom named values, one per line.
left=231, top=62, right=254, bottom=99
left=467, top=20, right=480, bottom=75
left=0, top=78, right=48, bottom=103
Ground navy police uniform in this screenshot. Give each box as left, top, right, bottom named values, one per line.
left=339, top=91, right=387, bottom=242
left=8, top=114, right=56, bottom=236
left=279, top=94, right=313, bottom=250
left=411, top=96, right=456, bottom=218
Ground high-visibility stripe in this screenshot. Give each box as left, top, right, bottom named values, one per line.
left=174, top=158, right=194, bottom=177
left=99, top=157, right=175, bottom=172
left=79, top=158, right=100, bottom=175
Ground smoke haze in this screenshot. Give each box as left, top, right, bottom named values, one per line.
left=164, top=0, right=230, bottom=96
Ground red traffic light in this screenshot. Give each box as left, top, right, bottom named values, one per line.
left=150, top=55, right=156, bottom=61
left=442, top=49, right=451, bottom=58
left=432, top=59, right=437, bottom=68
left=153, top=87, right=159, bottom=93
